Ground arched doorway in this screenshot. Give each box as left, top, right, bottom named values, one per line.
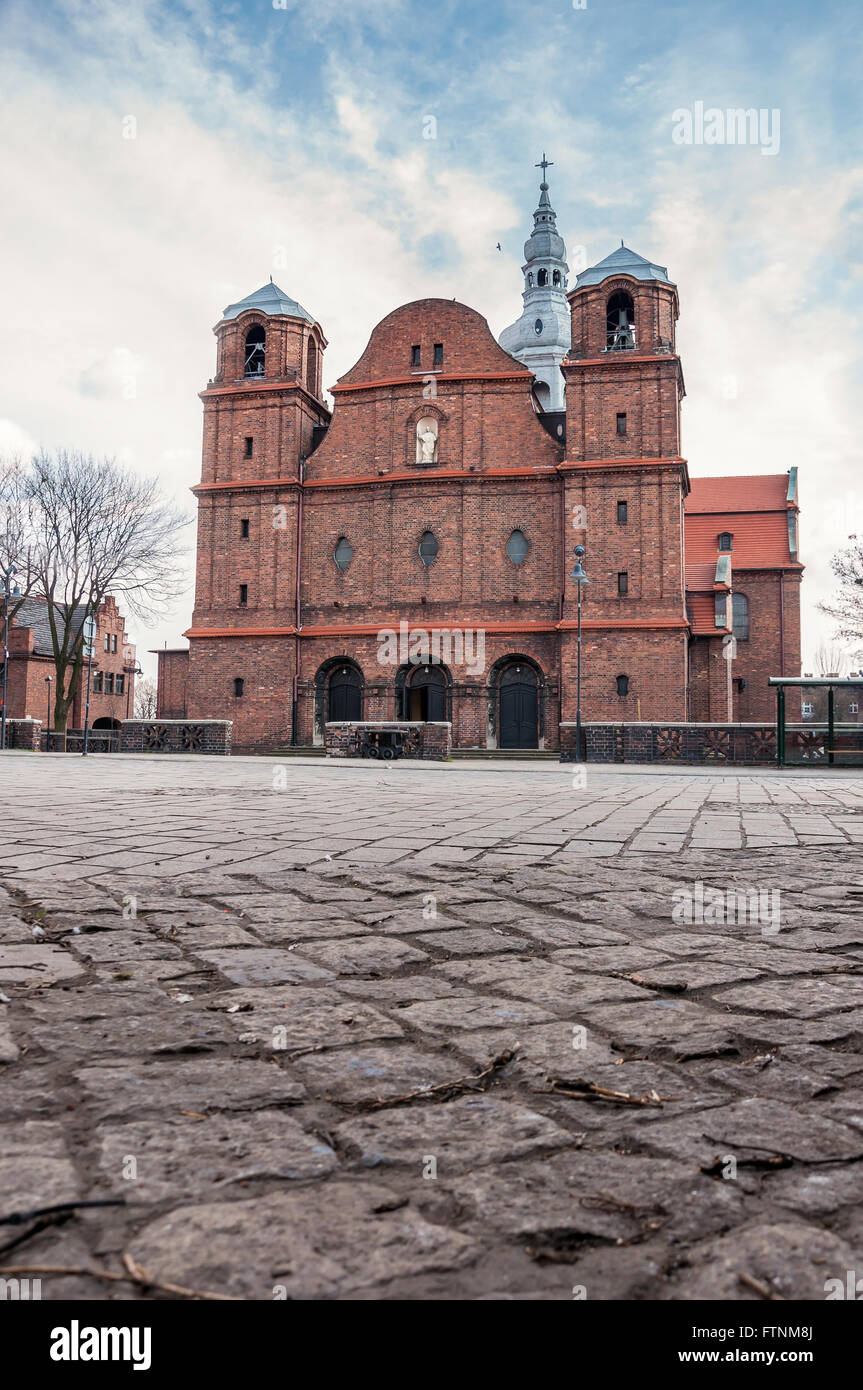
left=404, top=664, right=448, bottom=721
left=499, top=663, right=539, bottom=749
left=327, top=663, right=363, bottom=722
left=93, top=717, right=121, bottom=730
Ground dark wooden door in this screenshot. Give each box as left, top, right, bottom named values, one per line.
left=500, top=666, right=538, bottom=748
left=408, top=667, right=446, bottom=721
left=328, top=667, right=362, bottom=721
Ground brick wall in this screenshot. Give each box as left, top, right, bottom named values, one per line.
left=324, top=720, right=452, bottom=760
left=119, top=720, right=232, bottom=755
left=156, top=650, right=190, bottom=719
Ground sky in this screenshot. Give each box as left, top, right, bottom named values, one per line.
left=1, top=0, right=861, bottom=679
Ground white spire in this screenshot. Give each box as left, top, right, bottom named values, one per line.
left=499, top=158, right=571, bottom=413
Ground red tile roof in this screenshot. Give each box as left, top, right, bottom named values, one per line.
left=687, top=593, right=729, bottom=636
left=685, top=474, right=793, bottom=515
left=686, top=513, right=798, bottom=570
left=685, top=561, right=725, bottom=591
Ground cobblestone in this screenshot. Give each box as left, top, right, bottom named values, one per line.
left=2, top=754, right=863, bottom=1300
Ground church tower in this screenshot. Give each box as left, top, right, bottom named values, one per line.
left=499, top=155, right=571, bottom=412
left=560, top=244, right=690, bottom=728
left=185, top=280, right=330, bottom=745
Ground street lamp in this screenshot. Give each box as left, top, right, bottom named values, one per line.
left=44, top=674, right=52, bottom=747
left=1, top=566, right=21, bottom=752
left=569, top=546, right=589, bottom=761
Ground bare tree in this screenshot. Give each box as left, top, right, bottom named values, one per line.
left=0, top=456, right=36, bottom=619
left=22, top=450, right=190, bottom=731
left=134, top=675, right=159, bottom=720
left=813, top=642, right=850, bottom=678
left=820, top=541, right=863, bottom=654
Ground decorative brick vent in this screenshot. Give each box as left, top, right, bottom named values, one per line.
left=324, top=720, right=451, bottom=761
left=561, top=722, right=778, bottom=765
left=120, top=720, right=232, bottom=755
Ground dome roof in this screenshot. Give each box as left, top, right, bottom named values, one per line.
left=222, top=280, right=315, bottom=322
left=574, top=244, right=674, bottom=289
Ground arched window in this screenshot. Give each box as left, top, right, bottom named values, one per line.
left=306, top=338, right=317, bottom=395
left=606, top=291, right=635, bottom=350
left=418, top=531, right=439, bottom=566
left=506, top=529, right=529, bottom=565
left=552, top=270, right=562, bottom=286
left=732, top=593, right=749, bottom=640
left=537, top=268, right=548, bottom=287
left=333, top=537, right=353, bottom=571
left=616, top=674, right=629, bottom=696
left=527, top=272, right=534, bottom=287
left=233, top=677, right=245, bottom=698
left=718, top=532, right=733, bottom=551
left=244, top=325, right=265, bottom=377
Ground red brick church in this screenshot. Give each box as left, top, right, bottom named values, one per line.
left=158, top=164, right=802, bottom=751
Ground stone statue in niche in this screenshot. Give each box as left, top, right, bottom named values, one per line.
left=416, top=418, right=438, bottom=464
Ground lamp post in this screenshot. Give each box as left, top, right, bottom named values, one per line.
left=44, top=674, right=52, bottom=748
left=569, top=546, right=589, bottom=761
left=1, top=566, right=21, bottom=752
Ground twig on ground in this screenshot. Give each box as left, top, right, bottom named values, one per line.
left=738, top=1271, right=785, bottom=1301
left=356, top=1049, right=518, bottom=1110
left=535, top=1077, right=678, bottom=1107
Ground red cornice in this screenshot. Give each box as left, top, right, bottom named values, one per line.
left=192, top=465, right=560, bottom=495
left=184, top=616, right=689, bottom=639
left=560, top=456, right=688, bottom=471
left=331, top=369, right=533, bottom=393
left=562, top=353, right=680, bottom=369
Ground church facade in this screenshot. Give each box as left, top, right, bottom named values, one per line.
left=159, top=167, right=802, bottom=751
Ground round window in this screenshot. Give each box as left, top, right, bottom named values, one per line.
left=506, top=529, right=529, bottom=565
left=333, top=537, right=353, bottom=571
left=418, top=531, right=439, bottom=566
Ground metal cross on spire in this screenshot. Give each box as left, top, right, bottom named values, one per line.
left=535, top=152, right=553, bottom=184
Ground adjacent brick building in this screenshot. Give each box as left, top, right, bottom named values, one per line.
left=160, top=170, right=803, bottom=751
left=4, top=594, right=137, bottom=729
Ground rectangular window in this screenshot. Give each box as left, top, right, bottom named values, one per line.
left=802, top=701, right=813, bottom=717
left=617, top=572, right=629, bottom=596
left=112, top=634, right=118, bottom=653
left=244, top=437, right=253, bottom=458
left=617, top=500, right=628, bottom=525
left=92, top=672, right=103, bottom=693
left=104, top=634, right=110, bottom=651
left=433, top=343, right=443, bottom=366
left=616, top=413, right=627, bottom=435
left=240, top=518, right=250, bottom=539
left=234, top=677, right=244, bottom=698
left=105, top=673, right=114, bottom=694
left=115, top=674, right=125, bottom=695
left=411, top=345, right=421, bottom=367
left=715, top=594, right=728, bottom=628
left=850, top=702, right=858, bottom=714
left=239, top=584, right=248, bottom=606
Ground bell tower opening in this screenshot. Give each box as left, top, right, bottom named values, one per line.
left=606, top=291, right=635, bottom=351
left=244, top=324, right=266, bottom=377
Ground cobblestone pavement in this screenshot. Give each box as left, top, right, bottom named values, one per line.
left=1, top=754, right=863, bottom=1300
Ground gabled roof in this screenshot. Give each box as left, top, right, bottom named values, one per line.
left=12, top=597, right=88, bottom=656
left=574, top=244, right=674, bottom=289
left=222, top=281, right=315, bottom=323
left=686, top=473, right=794, bottom=515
